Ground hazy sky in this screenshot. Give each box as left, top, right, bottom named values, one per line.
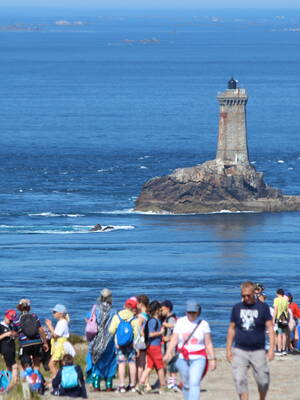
left=0, top=0, right=299, bottom=8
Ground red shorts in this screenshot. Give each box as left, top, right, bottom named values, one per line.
left=146, top=345, right=164, bottom=370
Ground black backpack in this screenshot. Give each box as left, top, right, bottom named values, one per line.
left=20, top=314, right=40, bottom=338
left=144, top=317, right=159, bottom=347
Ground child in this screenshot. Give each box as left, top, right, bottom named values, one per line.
left=45, top=304, right=74, bottom=378
left=0, top=310, right=18, bottom=387
left=40, top=324, right=52, bottom=371
left=137, top=301, right=166, bottom=393
left=136, top=295, right=150, bottom=384
left=52, top=354, right=87, bottom=398
left=161, top=300, right=179, bottom=391
left=20, top=360, right=45, bottom=395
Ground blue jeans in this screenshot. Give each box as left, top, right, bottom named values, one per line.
left=176, top=357, right=206, bottom=400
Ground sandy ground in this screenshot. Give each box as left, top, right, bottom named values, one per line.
left=43, top=349, right=300, bottom=400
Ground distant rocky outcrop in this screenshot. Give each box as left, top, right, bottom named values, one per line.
left=135, top=159, right=300, bottom=213
left=135, top=80, right=300, bottom=214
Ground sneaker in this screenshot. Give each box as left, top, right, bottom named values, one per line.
left=275, top=351, right=282, bottom=356
left=172, top=385, right=182, bottom=392
left=136, top=384, right=146, bottom=395
left=282, top=351, right=287, bottom=356
left=117, top=386, right=126, bottom=393
left=130, top=386, right=137, bottom=393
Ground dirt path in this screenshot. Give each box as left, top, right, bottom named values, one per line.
left=43, top=349, right=300, bottom=400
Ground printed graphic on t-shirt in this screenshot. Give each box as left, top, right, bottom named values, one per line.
left=240, top=309, right=258, bottom=331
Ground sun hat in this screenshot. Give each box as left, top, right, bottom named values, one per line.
left=5, top=310, right=17, bottom=321
left=101, top=288, right=112, bottom=298
left=19, top=299, right=31, bottom=306
left=125, top=297, right=138, bottom=310
left=186, top=300, right=201, bottom=313
left=161, top=300, right=173, bottom=311
left=52, top=304, right=67, bottom=314
left=97, top=288, right=112, bottom=303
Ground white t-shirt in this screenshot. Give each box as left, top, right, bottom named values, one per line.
left=174, top=316, right=211, bottom=360
left=54, top=319, right=69, bottom=338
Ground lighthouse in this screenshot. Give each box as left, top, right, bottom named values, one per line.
left=216, top=78, right=250, bottom=166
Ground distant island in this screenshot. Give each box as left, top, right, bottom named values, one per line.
left=55, top=20, right=86, bottom=26
left=135, top=79, right=300, bottom=214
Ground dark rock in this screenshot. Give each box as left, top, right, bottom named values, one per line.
left=134, top=160, right=300, bottom=214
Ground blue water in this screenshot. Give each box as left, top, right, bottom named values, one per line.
left=1, top=9, right=300, bottom=345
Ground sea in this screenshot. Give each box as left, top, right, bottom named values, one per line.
left=0, top=7, right=300, bottom=346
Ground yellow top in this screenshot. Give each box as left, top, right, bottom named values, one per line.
left=108, top=309, right=139, bottom=340
left=273, top=296, right=288, bottom=319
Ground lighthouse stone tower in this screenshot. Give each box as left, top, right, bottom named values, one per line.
left=135, top=78, right=285, bottom=214
left=216, top=78, right=249, bottom=167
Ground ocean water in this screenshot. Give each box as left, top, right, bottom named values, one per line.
left=1, top=8, right=300, bottom=345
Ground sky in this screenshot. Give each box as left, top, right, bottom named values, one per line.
left=0, top=0, right=299, bottom=8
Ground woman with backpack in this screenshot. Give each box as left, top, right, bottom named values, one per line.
left=163, top=300, right=217, bottom=400
left=86, top=288, right=117, bottom=392
left=45, top=304, right=74, bottom=379
left=15, top=299, right=49, bottom=370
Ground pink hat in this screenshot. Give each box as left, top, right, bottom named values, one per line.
left=125, top=297, right=138, bottom=310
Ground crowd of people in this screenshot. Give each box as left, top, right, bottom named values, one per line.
left=0, top=283, right=300, bottom=399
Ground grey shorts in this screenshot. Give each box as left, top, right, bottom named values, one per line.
left=232, top=348, right=270, bottom=395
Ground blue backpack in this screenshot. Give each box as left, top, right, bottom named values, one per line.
left=0, top=371, right=12, bottom=393
left=116, top=314, right=135, bottom=347
left=61, top=366, right=79, bottom=389
left=23, top=368, right=44, bottom=393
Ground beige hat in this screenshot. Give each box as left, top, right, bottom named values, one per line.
left=19, top=298, right=31, bottom=306
left=101, top=288, right=112, bottom=298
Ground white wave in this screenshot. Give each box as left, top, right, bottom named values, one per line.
left=134, top=209, right=255, bottom=215
left=29, top=212, right=83, bottom=218
left=88, top=207, right=259, bottom=216
left=92, top=209, right=134, bottom=215
left=108, top=225, right=134, bottom=230
left=277, top=160, right=285, bottom=163
left=288, top=167, right=294, bottom=170
left=29, top=212, right=61, bottom=217
left=97, top=167, right=113, bottom=173
left=134, top=209, right=174, bottom=215
left=22, top=230, right=86, bottom=235
left=140, top=166, right=147, bottom=169
left=6, top=225, right=135, bottom=235
left=138, top=155, right=151, bottom=160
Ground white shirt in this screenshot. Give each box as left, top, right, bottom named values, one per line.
left=174, top=316, right=210, bottom=359
left=54, top=319, right=69, bottom=338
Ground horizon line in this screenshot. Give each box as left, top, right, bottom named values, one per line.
left=0, top=6, right=300, bottom=9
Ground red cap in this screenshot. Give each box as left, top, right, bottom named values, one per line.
left=125, top=297, right=138, bottom=310
left=5, top=310, right=17, bottom=321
